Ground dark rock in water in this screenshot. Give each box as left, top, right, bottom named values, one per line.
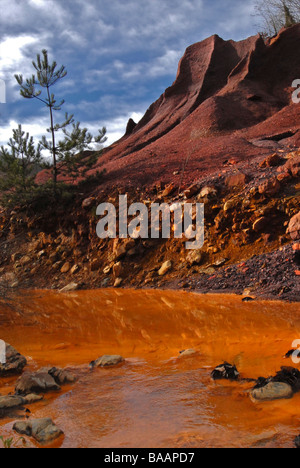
left=15, top=371, right=61, bottom=395
left=13, top=418, right=63, bottom=445
left=211, top=362, right=240, bottom=381
left=253, top=367, right=300, bottom=394
left=0, top=394, right=43, bottom=410
left=295, top=435, right=300, bottom=448
left=0, top=343, right=27, bottom=377
left=89, top=355, right=125, bottom=368
left=15, top=367, right=77, bottom=395
left=251, top=382, right=293, bottom=401
left=272, top=367, right=300, bottom=393
left=242, top=297, right=255, bottom=302
left=41, top=367, right=77, bottom=386
left=284, top=349, right=300, bottom=359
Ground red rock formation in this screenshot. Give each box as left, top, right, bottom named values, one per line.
left=36, top=25, right=300, bottom=189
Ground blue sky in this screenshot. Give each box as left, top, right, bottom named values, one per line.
left=0, top=0, right=258, bottom=149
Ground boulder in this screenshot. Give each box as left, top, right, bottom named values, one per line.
left=90, top=355, right=125, bottom=368
left=15, top=371, right=61, bottom=395
left=287, top=212, right=300, bottom=240
left=0, top=343, right=27, bottom=377
left=0, top=394, right=43, bottom=410
left=13, top=418, right=63, bottom=445
left=44, top=367, right=77, bottom=386
left=251, top=382, right=293, bottom=401
left=0, top=395, right=26, bottom=410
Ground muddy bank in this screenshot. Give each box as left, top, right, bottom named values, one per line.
left=169, top=244, right=300, bottom=302
left=0, top=150, right=299, bottom=302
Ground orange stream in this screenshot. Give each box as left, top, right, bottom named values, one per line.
left=0, top=289, right=300, bottom=448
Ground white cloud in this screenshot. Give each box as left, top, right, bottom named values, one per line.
left=0, top=111, right=144, bottom=151
left=0, top=35, right=38, bottom=74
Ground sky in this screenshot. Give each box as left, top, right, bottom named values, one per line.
left=0, top=0, right=258, bottom=150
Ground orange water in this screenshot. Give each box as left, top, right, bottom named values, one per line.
left=0, top=289, right=299, bottom=448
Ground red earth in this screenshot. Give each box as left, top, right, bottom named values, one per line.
left=60, top=24, right=298, bottom=192
left=36, top=26, right=300, bottom=192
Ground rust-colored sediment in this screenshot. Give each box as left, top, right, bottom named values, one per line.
left=0, top=290, right=299, bottom=448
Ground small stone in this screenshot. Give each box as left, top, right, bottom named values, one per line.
left=114, top=278, right=123, bottom=288
left=23, top=394, right=44, bottom=404
left=113, top=262, right=123, bottom=278
left=158, top=260, right=172, bottom=276
left=161, top=183, right=175, bottom=198
left=226, top=172, right=250, bottom=187
left=223, top=199, right=236, bottom=212
left=186, top=250, right=203, bottom=266
left=90, top=355, right=125, bottom=368
left=82, top=197, right=95, bottom=210
left=252, top=217, right=268, bottom=233
left=59, top=282, right=79, bottom=293
left=37, top=250, right=46, bottom=259
left=258, top=178, right=281, bottom=196
left=259, top=153, right=283, bottom=168
left=184, top=183, right=200, bottom=198
left=287, top=212, right=300, bottom=241
left=60, top=262, right=71, bottom=274
left=91, top=258, right=101, bottom=272
left=70, top=264, right=80, bottom=275
left=178, top=349, right=197, bottom=357
left=199, top=186, right=217, bottom=199
left=20, top=255, right=31, bottom=266
left=211, top=362, right=239, bottom=381
left=47, top=367, right=77, bottom=385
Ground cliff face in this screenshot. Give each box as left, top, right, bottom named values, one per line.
left=89, top=24, right=300, bottom=190
left=7, top=26, right=299, bottom=300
